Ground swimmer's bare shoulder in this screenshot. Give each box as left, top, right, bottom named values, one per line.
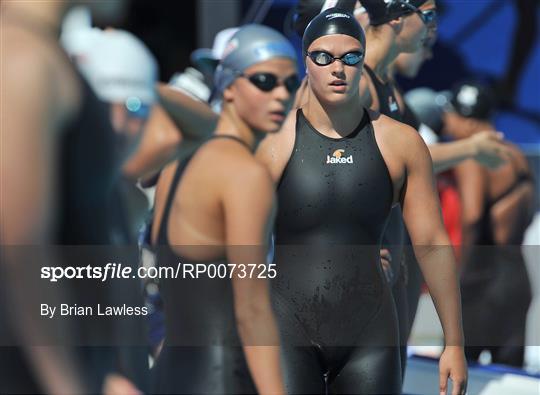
left=2, top=24, right=81, bottom=125
left=369, top=109, right=433, bottom=203
left=255, top=110, right=298, bottom=184
left=200, top=138, right=275, bottom=191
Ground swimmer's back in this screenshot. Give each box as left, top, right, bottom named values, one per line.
left=152, top=137, right=274, bottom=259
left=487, top=142, right=532, bottom=201
left=456, top=141, right=534, bottom=244
left=488, top=143, right=535, bottom=244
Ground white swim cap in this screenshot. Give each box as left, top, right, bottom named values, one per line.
left=60, top=7, right=102, bottom=61
left=80, top=29, right=158, bottom=105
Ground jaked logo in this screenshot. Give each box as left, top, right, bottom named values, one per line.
left=326, top=149, right=353, bottom=164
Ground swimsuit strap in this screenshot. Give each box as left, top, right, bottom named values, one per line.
left=210, top=134, right=253, bottom=152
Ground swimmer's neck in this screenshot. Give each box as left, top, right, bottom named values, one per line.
left=303, top=94, right=365, bottom=138
left=214, top=107, right=263, bottom=152
left=365, top=26, right=401, bottom=82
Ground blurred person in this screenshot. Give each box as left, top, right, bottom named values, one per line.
left=391, top=32, right=515, bottom=345
left=357, top=0, right=436, bottom=116
left=150, top=24, right=298, bottom=394
left=391, top=31, right=512, bottom=174
left=68, top=27, right=159, bottom=241
left=441, top=81, right=535, bottom=367
left=1, top=1, right=145, bottom=394
left=79, top=29, right=157, bottom=168
left=255, top=8, right=466, bottom=394
left=404, top=87, right=465, bottom=262
left=66, top=27, right=162, bottom=392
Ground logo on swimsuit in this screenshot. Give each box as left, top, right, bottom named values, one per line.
left=389, top=96, right=399, bottom=113
left=326, top=149, right=354, bottom=164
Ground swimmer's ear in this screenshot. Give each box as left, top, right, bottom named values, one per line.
left=388, top=17, right=404, bottom=33
left=223, top=85, right=235, bottom=102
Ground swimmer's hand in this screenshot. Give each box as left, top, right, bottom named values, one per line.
left=469, top=131, right=512, bottom=169
left=439, top=346, right=468, bottom=395
left=379, top=248, right=393, bottom=283
left=103, top=373, right=143, bottom=395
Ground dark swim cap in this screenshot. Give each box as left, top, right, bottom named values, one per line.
left=448, top=81, right=495, bottom=120
left=294, top=0, right=357, bottom=37
left=361, top=0, right=428, bottom=26
left=302, top=7, right=366, bottom=54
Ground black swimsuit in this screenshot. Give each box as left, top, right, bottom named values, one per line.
left=272, top=109, right=401, bottom=394
left=363, top=65, right=407, bottom=283
left=364, top=65, right=402, bottom=122
left=461, top=173, right=533, bottom=367
left=151, top=135, right=257, bottom=394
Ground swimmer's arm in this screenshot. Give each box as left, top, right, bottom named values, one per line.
left=428, top=131, right=509, bottom=174
left=400, top=131, right=467, bottom=393
left=123, top=105, right=184, bottom=181
left=1, top=53, right=87, bottom=393
left=255, top=111, right=297, bottom=185
left=157, top=83, right=217, bottom=141
left=428, top=139, right=482, bottom=174
left=400, top=130, right=464, bottom=347
left=223, top=167, right=285, bottom=395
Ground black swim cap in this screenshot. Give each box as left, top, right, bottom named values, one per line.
left=448, top=81, right=495, bottom=120
left=294, top=0, right=357, bottom=37
left=302, top=7, right=366, bottom=55
left=361, top=0, right=428, bottom=26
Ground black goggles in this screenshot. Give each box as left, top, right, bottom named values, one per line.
left=239, top=72, right=300, bottom=93
left=306, top=50, right=365, bottom=66
left=396, top=1, right=438, bottom=26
